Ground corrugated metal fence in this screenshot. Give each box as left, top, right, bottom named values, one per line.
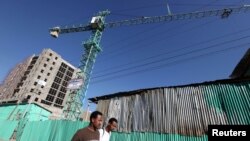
left=97, top=81, right=250, bottom=136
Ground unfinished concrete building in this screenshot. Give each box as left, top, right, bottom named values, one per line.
left=0, top=56, right=33, bottom=100
left=0, top=49, right=80, bottom=118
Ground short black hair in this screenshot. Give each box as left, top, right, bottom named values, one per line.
left=90, top=111, right=103, bottom=122
left=108, top=118, right=118, bottom=124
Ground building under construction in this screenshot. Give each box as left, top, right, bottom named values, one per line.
left=0, top=49, right=80, bottom=119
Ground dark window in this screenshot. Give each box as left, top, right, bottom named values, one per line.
left=49, top=88, right=57, bottom=95
left=21, top=76, right=27, bottom=82
left=52, top=62, right=55, bottom=65
left=47, top=58, right=50, bottom=62
left=61, top=63, right=67, bottom=68
left=24, top=71, right=30, bottom=76
left=28, top=66, right=33, bottom=70
left=41, top=100, right=52, bottom=106
left=41, top=85, right=44, bottom=88
left=14, top=89, right=20, bottom=94
left=41, top=69, right=44, bottom=73
left=49, top=53, right=53, bottom=56
left=55, top=77, right=62, bottom=84
left=17, top=82, right=23, bottom=88
left=51, top=83, right=59, bottom=89
left=38, top=91, right=41, bottom=95
left=44, top=78, right=47, bottom=82
left=34, top=82, right=38, bottom=86
left=37, top=75, right=41, bottom=79
left=64, top=76, right=70, bottom=81
left=66, top=71, right=73, bottom=77
left=54, top=104, right=63, bottom=108
left=44, top=64, right=47, bottom=67
left=68, top=67, right=74, bottom=72
left=60, top=87, right=67, bottom=93
left=55, top=98, right=63, bottom=105
left=33, top=56, right=39, bottom=60
left=30, top=89, right=34, bottom=92
left=56, top=72, right=64, bottom=78
left=62, top=81, right=68, bottom=87
left=27, top=95, right=31, bottom=99
left=46, top=95, right=54, bottom=102
left=31, top=60, right=36, bottom=64
left=55, top=57, right=58, bottom=60
left=59, top=67, right=66, bottom=73
left=58, top=92, right=65, bottom=99
left=50, top=67, right=53, bottom=71
left=35, top=98, right=38, bottom=102
left=47, top=73, right=50, bottom=76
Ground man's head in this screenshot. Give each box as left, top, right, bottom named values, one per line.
left=107, top=118, right=118, bottom=131
left=90, top=111, right=103, bottom=129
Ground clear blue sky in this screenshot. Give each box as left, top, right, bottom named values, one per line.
left=1, top=0, right=250, bottom=111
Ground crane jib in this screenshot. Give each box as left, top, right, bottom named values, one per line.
left=105, top=5, right=250, bottom=28
left=50, top=5, right=250, bottom=34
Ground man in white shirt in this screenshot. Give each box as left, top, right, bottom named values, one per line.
left=99, top=118, right=118, bottom=141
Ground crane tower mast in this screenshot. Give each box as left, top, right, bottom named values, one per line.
left=51, top=10, right=110, bottom=120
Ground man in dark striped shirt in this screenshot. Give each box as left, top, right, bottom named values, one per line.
left=71, top=111, right=103, bottom=141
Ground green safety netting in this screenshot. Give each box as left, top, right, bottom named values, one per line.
left=20, top=120, right=89, bottom=141
left=0, top=120, right=18, bottom=141
left=110, top=132, right=207, bottom=141
left=19, top=120, right=208, bottom=141
left=0, top=104, right=51, bottom=121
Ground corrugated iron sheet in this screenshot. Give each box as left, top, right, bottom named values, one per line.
left=97, top=82, right=250, bottom=136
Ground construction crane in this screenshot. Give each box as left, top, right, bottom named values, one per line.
left=49, top=5, right=250, bottom=120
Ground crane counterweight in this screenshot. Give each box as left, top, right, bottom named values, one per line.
left=50, top=27, right=60, bottom=38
